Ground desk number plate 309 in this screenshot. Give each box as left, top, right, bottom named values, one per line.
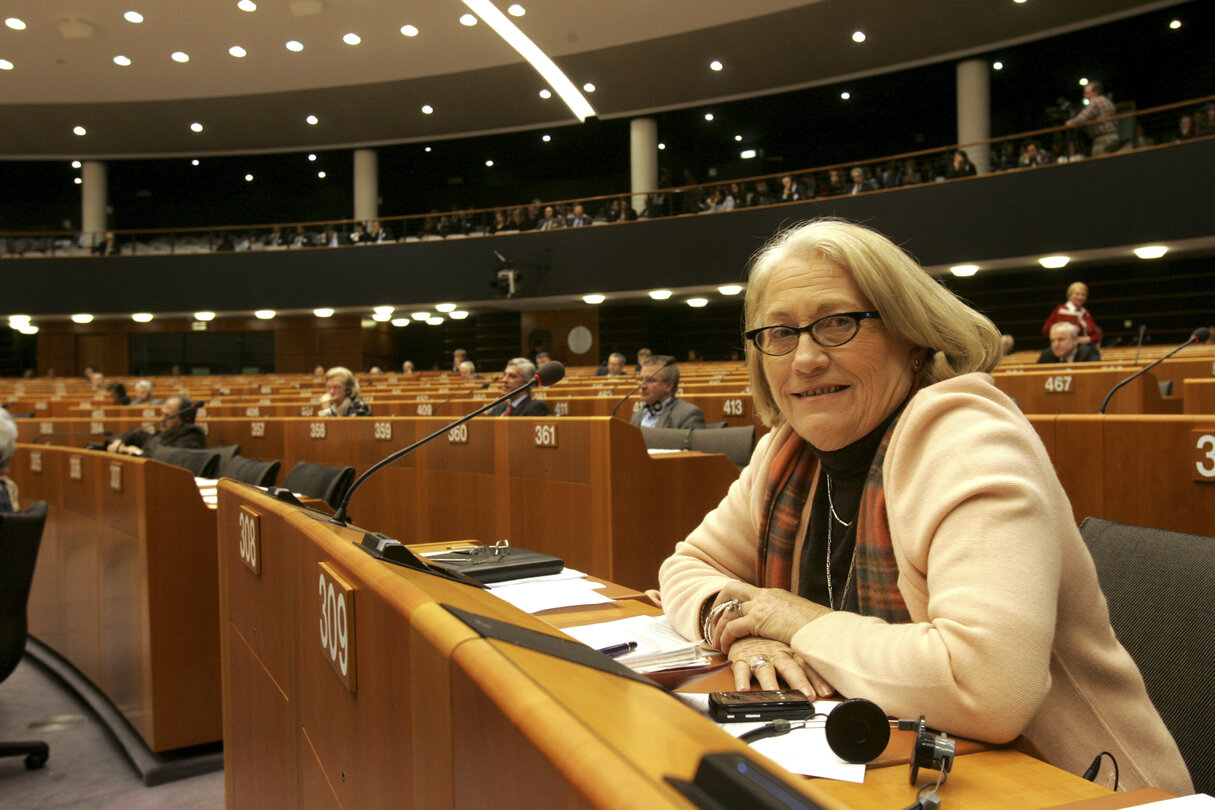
left=318, top=562, right=357, bottom=693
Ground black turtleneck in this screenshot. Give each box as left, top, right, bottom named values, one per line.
left=797, top=407, right=901, bottom=611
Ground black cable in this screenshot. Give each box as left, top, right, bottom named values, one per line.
left=1082, top=751, right=1120, bottom=790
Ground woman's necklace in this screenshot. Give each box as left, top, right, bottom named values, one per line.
left=825, top=474, right=857, bottom=611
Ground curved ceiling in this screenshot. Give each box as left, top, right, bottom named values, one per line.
left=0, top=0, right=1185, bottom=158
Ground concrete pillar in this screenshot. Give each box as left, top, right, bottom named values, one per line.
left=629, top=118, right=658, bottom=215
left=956, top=59, right=991, bottom=174
left=81, top=161, right=108, bottom=248
left=353, top=149, right=378, bottom=223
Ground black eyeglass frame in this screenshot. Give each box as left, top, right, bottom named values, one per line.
left=744, top=311, right=882, bottom=356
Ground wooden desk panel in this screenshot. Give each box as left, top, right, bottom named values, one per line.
left=1183, top=378, right=1215, bottom=414
left=994, top=368, right=1170, bottom=415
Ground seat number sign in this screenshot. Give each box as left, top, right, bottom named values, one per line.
left=318, top=562, right=357, bottom=692
left=1195, top=431, right=1215, bottom=482
left=238, top=506, right=261, bottom=575
left=1044, top=375, right=1073, bottom=394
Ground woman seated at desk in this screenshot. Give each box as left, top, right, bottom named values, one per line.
left=659, top=219, right=1191, bottom=794
left=318, top=366, right=372, bottom=417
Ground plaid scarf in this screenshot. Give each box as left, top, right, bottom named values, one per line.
left=757, top=420, right=912, bottom=623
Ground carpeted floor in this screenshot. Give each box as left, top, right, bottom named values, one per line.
left=0, top=656, right=224, bottom=809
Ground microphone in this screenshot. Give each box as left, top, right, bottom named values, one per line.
left=330, top=361, right=565, bottom=525
left=431, top=381, right=492, bottom=415
left=1099, top=327, right=1208, bottom=414
left=610, top=359, right=673, bottom=418
left=1133, top=324, right=1147, bottom=364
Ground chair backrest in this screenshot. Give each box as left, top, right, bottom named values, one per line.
left=147, top=445, right=222, bottom=478
left=1079, top=517, right=1215, bottom=795
left=218, top=455, right=282, bottom=488
left=282, top=462, right=356, bottom=510
left=686, top=425, right=756, bottom=468
left=0, top=501, right=48, bottom=683
left=213, top=444, right=242, bottom=465
left=639, top=427, right=692, bottom=451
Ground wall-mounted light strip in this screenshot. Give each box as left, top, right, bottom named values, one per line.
left=461, top=0, right=595, bottom=122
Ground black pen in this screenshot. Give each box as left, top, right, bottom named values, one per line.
left=595, top=641, right=638, bottom=658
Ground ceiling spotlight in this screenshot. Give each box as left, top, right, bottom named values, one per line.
left=114, top=55, right=132, bottom=66
left=171, top=51, right=190, bottom=63
left=704, top=113, right=714, bottom=121
left=649, top=290, right=672, bottom=300
left=1169, top=19, right=1181, bottom=30
left=254, top=310, right=276, bottom=320
left=372, top=312, right=391, bottom=322
left=123, top=12, right=143, bottom=24
left=1078, top=77, right=1088, bottom=86
left=286, top=40, right=303, bottom=52
left=373, top=306, right=395, bottom=315
left=307, top=153, right=316, bottom=161
left=539, top=88, right=552, bottom=99
left=435, top=303, right=457, bottom=313
left=582, top=294, right=605, bottom=304
left=343, top=33, right=361, bottom=45
left=190, top=122, right=204, bottom=132
left=658, top=143, right=665, bottom=150
left=73, top=178, right=82, bottom=184
left=421, top=105, right=434, bottom=114
left=717, top=285, right=743, bottom=295
left=71, top=314, right=94, bottom=324
left=244, top=173, right=254, bottom=182
left=485, top=159, right=494, bottom=167
left=238, top=1, right=258, bottom=11
left=582, top=82, right=596, bottom=93
left=317, top=171, right=326, bottom=179
left=426, top=317, right=444, bottom=326
left=460, top=13, right=477, bottom=26
left=424, top=146, right=432, bottom=152
left=194, top=311, right=216, bottom=321
left=852, top=31, right=866, bottom=43
left=18, top=325, right=39, bottom=335
left=8, top=315, right=30, bottom=327
left=5, top=17, right=27, bottom=30
left=0, top=60, right=12, bottom=70
left=306, top=114, right=319, bottom=125
left=132, top=313, right=154, bottom=323
left=73, top=126, right=87, bottom=136
left=709, top=60, right=723, bottom=71
left=391, top=318, right=410, bottom=327
left=734, top=134, right=742, bottom=142
left=1039, top=256, right=1070, bottom=269
left=192, top=159, right=199, bottom=166
left=507, top=4, right=525, bottom=16
left=411, top=311, right=430, bottom=320
left=993, top=61, right=1004, bottom=70
left=71, top=161, right=81, bottom=168
left=449, top=310, right=469, bottom=320
left=541, top=134, right=551, bottom=142
left=313, top=308, right=335, bottom=317
left=950, top=264, right=980, bottom=277
left=687, top=298, right=709, bottom=308
left=1133, top=246, right=1168, bottom=260
left=841, top=91, right=851, bottom=100
left=740, top=149, right=757, bottom=159
left=229, top=46, right=247, bottom=57
left=400, top=24, right=419, bottom=37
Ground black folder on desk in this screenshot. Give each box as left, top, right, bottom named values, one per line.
left=425, top=546, right=564, bottom=583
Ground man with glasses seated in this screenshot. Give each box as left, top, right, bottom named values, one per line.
left=630, top=355, right=705, bottom=430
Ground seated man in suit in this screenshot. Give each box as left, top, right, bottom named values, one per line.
left=1037, top=322, right=1101, bottom=364
left=595, top=352, right=627, bottom=376
left=107, top=394, right=207, bottom=455
left=630, top=355, right=706, bottom=429
left=489, top=357, right=550, bottom=416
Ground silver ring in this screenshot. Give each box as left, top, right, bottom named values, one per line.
left=749, top=655, right=771, bottom=669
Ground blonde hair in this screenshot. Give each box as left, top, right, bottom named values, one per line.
left=1066, top=281, right=1089, bottom=298
left=743, top=219, right=1002, bottom=427
left=324, top=366, right=360, bottom=399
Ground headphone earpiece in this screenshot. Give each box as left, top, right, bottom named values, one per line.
left=824, top=698, right=891, bottom=764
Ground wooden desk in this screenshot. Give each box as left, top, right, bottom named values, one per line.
left=1183, top=377, right=1215, bottom=414
left=993, top=368, right=1174, bottom=415
left=11, top=444, right=222, bottom=752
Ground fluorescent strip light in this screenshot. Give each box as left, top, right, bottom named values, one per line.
left=462, top=0, right=595, bottom=122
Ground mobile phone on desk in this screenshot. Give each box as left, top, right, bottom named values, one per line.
left=708, top=690, right=814, bottom=723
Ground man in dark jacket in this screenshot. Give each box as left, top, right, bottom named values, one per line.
left=108, top=394, right=207, bottom=454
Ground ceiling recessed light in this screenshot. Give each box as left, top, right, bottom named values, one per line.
left=373, top=306, right=395, bottom=315
left=314, top=308, right=334, bottom=317
left=254, top=310, right=275, bottom=320
left=372, top=312, right=391, bottom=322
left=191, top=159, right=199, bottom=166
left=460, top=13, right=477, bottom=26
left=244, top=174, right=253, bottom=181
left=73, top=177, right=82, bottom=184
left=229, top=45, right=247, bottom=57
left=657, top=143, right=665, bottom=150
left=709, top=60, right=723, bottom=71
left=18, top=325, right=38, bottom=334
left=704, top=113, right=714, bottom=121
left=286, top=40, right=303, bottom=52
left=649, top=290, right=672, bottom=300
left=541, top=134, right=551, bottom=142
left=0, top=60, right=12, bottom=71
left=507, top=4, right=525, bottom=16
left=171, top=51, right=190, bottom=63
left=194, top=311, right=216, bottom=321
left=343, top=33, right=361, bottom=45
left=113, top=55, right=132, bottom=66
left=852, top=31, right=866, bottom=43
left=740, top=149, right=757, bottom=159
left=5, top=18, right=27, bottom=30
left=1039, top=256, right=1070, bottom=269
left=582, top=82, right=595, bottom=93
left=717, top=285, right=743, bottom=295
left=993, top=61, right=1004, bottom=70
left=306, top=114, right=319, bottom=125
left=132, top=313, right=154, bottom=323
left=424, top=146, right=432, bottom=152
left=450, top=310, right=469, bottom=320
left=484, top=159, right=494, bottom=167
left=391, top=318, right=410, bottom=327
left=582, top=294, right=605, bottom=304
left=1078, top=77, right=1088, bottom=86
left=841, top=91, right=851, bottom=100
left=71, top=160, right=81, bottom=168
left=538, top=88, right=552, bottom=99
left=123, top=12, right=143, bottom=24
left=317, top=171, right=326, bottom=179
left=435, top=303, right=456, bottom=313
left=687, top=298, right=709, bottom=308
left=190, top=122, right=203, bottom=132
left=1133, top=246, right=1168, bottom=260
left=237, top=1, right=258, bottom=11
left=71, top=314, right=93, bottom=324
left=307, top=153, right=316, bottom=161
left=734, top=134, right=742, bottom=142
left=400, top=24, right=419, bottom=37
left=426, top=317, right=444, bottom=326
left=950, top=264, right=980, bottom=277
left=1169, top=19, right=1181, bottom=29
left=411, top=311, right=430, bottom=320
left=73, top=126, right=87, bottom=136
left=421, top=105, right=433, bottom=114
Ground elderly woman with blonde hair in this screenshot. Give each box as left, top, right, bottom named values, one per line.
left=318, top=367, right=372, bottom=417
left=659, top=219, right=1190, bottom=794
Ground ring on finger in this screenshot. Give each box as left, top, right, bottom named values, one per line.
left=702, top=599, right=741, bottom=645
left=748, top=655, right=771, bottom=669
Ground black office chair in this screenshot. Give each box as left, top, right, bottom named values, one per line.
left=213, top=444, right=242, bottom=466
left=282, top=462, right=356, bottom=510
left=0, top=501, right=50, bottom=770
left=638, top=427, right=692, bottom=451
left=146, top=445, right=222, bottom=478
left=1079, top=517, right=1214, bottom=795
left=218, top=455, right=281, bottom=488
left=687, top=425, right=756, bottom=469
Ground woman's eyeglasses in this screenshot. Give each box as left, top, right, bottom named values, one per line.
left=744, top=311, right=881, bottom=356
